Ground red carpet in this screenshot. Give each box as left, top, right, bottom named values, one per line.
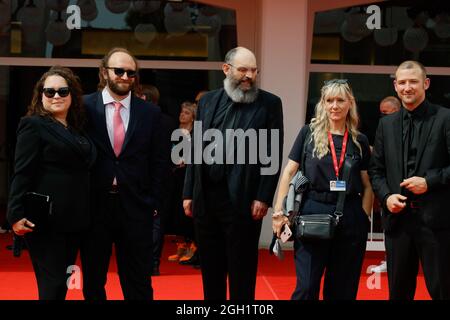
left=0, top=233, right=430, bottom=300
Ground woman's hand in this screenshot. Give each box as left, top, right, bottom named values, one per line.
left=272, top=211, right=289, bottom=238
left=12, top=218, right=35, bottom=236
left=183, top=199, right=193, bottom=218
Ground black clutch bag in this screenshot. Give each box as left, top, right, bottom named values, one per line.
left=295, top=213, right=339, bottom=240
left=24, top=192, right=53, bottom=231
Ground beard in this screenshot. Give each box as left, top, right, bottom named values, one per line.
left=223, top=74, right=259, bottom=104
left=106, top=76, right=134, bottom=96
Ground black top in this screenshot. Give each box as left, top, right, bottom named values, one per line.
left=67, top=128, right=93, bottom=161
left=289, top=125, right=370, bottom=195
left=402, top=101, right=426, bottom=179
left=204, top=92, right=238, bottom=183
left=210, top=93, right=235, bottom=130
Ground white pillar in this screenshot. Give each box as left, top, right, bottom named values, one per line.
left=257, top=0, right=309, bottom=247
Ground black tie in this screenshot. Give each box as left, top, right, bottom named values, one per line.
left=403, top=112, right=415, bottom=178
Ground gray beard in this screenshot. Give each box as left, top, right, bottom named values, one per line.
left=223, top=77, right=259, bottom=104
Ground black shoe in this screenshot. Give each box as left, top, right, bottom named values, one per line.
left=13, top=246, right=21, bottom=257
left=152, top=265, right=160, bottom=276
left=12, top=236, right=23, bottom=257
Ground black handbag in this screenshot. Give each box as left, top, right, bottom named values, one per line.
left=292, top=130, right=354, bottom=241
left=295, top=213, right=339, bottom=240
left=24, top=192, right=53, bottom=231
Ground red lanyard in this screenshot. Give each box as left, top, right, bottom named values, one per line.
left=328, top=129, right=348, bottom=179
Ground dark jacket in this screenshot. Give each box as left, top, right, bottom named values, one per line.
left=83, top=92, right=168, bottom=227
left=7, top=115, right=96, bottom=232
left=369, top=100, right=450, bottom=231
left=183, top=88, right=284, bottom=216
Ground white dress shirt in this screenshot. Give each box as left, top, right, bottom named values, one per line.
left=102, top=88, right=131, bottom=186
left=102, top=87, right=131, bottom=148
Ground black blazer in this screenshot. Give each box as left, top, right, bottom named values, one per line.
left=369, top=100, right=450, bottom=231
left=7, top=115, right=96, bottom=232
left=83, top=92, right=168, bottom=226
left=183, top=88, right=284, bottom=216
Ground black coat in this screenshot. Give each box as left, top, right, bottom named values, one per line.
left=83, top=92, right=168, bottom=228
left=369, top=100, right=450, bottom=231
left=7, top=115, right=96, bottom=232
left=183, top=88, right=284, bottom=216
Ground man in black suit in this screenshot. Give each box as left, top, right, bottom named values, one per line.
left=369, top=60, right=450, bottom=299
left=80, top=48, right=167, bottom=300
left=183, top=47, right=284, bottom=300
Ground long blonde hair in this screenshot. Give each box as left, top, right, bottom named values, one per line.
left=309, top=81, right=361, bottom=159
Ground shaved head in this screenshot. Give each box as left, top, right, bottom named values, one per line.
left=225, top=47, right=255, bottom=64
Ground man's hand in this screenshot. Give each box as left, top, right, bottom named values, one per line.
left=400, top=177, right=428, bottom=195
left=272, top=211, right=289, bottom=238
left=251, top=200, right=268, bottom=220
left=386, top=194, right=407, bottom=213
left=12, top=218, right=34, bottom=236
left=183, top=199, right=193, bottom=218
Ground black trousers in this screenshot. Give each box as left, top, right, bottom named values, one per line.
left=152, top=213, right=164, bottom=267
left=292, top=232, right=367, bottom=300
left=80, top=192, right=153, bottom=300
left=291, top=197, right=368, bottom=300
left=25, top=231, right=82, bottom=300
left=385, top=209, right=450, bottom=300
left=195, top=183, right=262, bottom=300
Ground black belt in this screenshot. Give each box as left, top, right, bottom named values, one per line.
left=306, top=190, right=360, bottom=204
left=109, top=184, right=119, bottom=194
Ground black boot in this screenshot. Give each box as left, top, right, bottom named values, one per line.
left=152, top=260, right=160, bottom=276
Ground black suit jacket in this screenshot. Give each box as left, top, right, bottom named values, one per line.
left=84, top=92, right=168, bottom=227
left=183, top=88, right=284, bottom=216
left=7, top=115, right=96, bottom=232
left=369, top=100, right=450, bottom=231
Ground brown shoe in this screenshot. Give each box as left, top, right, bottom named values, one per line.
left=179, top=242, right=197, bottom=264
left=168, top=242, right=188, bottom=262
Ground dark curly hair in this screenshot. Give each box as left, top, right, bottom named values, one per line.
left=27, top=66, right=85, bottom=131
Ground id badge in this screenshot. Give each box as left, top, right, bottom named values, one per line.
left=330, top=180, right=346, bottom=192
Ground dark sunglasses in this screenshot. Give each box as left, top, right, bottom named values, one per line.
left=105, top=67, right=137, bottom=78
left=43, top=87, right=70, bottom=98
left=324, top=79, right=348, bottom=86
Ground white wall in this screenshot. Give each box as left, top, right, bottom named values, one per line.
left=257, top=0, right=309, bottom=247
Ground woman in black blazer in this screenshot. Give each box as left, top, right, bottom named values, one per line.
left=7, top=66, right=96, bottom=300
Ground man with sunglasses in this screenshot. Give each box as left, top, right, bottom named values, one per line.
left=183, top=47, right=283, bottom=300
left=80, top=47, right=168, bottom=300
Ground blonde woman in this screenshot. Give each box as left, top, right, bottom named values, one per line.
left=272, top=79, right=373, bottom=300
left=167, top=102, right=200, bottom=266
